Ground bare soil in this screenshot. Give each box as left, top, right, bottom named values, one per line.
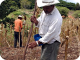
left=0, top=36, right=79, bottom=60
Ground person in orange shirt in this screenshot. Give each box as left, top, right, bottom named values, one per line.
left=14, top=15, right=23, bottom=48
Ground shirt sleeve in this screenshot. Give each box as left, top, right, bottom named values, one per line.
left=39, top=19, right=62, bottom=44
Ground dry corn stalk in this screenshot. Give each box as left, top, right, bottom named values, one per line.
left=65, top=37, right=68, bottom=60
left=0, top=23, right=4, bottom=47
left=35, top=6, right=40, bottom=18
left=1, top=23, right=3, bottom=30
left=78, top=25, right=80, bottom=41
left=10, top=25, right=12, bottom=33
left=19, top=26, right=21, bottom=48
left=22, top=29, right=24, bottom=45
left=64, top=25, right=69, bottom=60
left=4, top=28, right=11, bottom=47
left=23, top=0, right=37, bottom=60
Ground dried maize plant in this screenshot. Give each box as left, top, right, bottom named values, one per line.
left=77, top=21, right=80, bottom=56
left=22, top=28, right=24, bottom=42
left=60, top=21, right=66, bottom=47
left=30, top=6, right=40, bottom=42
left=64, top=19, right=70, bottom=60
left=34, top=6, right=40, bottom=35
left=65, top=18, right=80, bottom=60
left=68, top=19, right=75, bottom=42
left=0, top=24, right=2, bottom=46
left=73, top=20, right=78, bottom=34
left=1, top=23, right=4, bottom=30
left=0, top=23, right=4, bottom=47
left=76, top=19, right=80, bottom=41
left=70, top=19, right=80, bottom=46
left=35, top=6, right=40, bottom=18
left=60, top=18, right=80, bottom=60
left=60, top=19, right=69, bottom=46
left=22, top=24, right=26, bottom=46
left=23, top=5, right=40, bottom=60
left=60, top=19, right=73, bottom=60
left=7, top=23, right=13, bottom=46
left=78, top=25, right=80, bottom=41
left=22, top=15, right=27, bottom=40
left=4, top=28, right=10, bottom=47
left=34, top=27, right=38, bottom=34
left=74, top=19, right=80, bottom=55
left=23, top=24, right=30, bottom=46
left=10, top=25, right=12, bottom=33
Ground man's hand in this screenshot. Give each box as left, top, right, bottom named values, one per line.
left=31, top=15, right=38, bottom=25
left=28, top=41, right=37, bottom=49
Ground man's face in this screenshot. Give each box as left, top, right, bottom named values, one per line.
left=43, top=5, right=54, bottom=14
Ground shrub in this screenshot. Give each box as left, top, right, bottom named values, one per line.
left=72, top=10, right=80, bottom=18
left=13, top=11, right=22, bottom=15
left=2, top=17, right=15, bottom=28
left=57, top=6, right=70, bottom=17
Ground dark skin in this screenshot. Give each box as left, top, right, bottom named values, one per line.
left=43, top=5, right=55, bottom=14
left=28, top=5, right=55, bottom=49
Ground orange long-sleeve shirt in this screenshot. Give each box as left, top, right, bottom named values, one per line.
left=14, top=19, right=22, bottom=32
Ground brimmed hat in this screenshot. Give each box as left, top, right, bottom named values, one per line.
left=37, top=0, right=60, bottom=7
left=18, top=15, right=22, bottom=18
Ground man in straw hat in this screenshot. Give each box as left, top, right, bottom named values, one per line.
left=14, top=15, right=23, bottom=48
left=28, top=0, right=62, bottom=60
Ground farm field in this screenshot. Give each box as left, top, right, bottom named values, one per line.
left=0, top=9, right=80, bottom=60
left=0, top=36, right=79, bottom=60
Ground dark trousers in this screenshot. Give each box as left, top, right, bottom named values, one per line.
left=41, top=41, right=60, bottom=60
left=14, top=31, right=22, bottom=48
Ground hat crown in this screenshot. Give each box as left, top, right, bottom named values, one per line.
left=37, top=0, right=60, bottom=7
left=42, top=0, right=54, bottom=3
left=18, top=15, right=22, bottom=17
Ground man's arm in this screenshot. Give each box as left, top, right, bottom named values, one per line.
left=31, top=15, right=38, bottom=26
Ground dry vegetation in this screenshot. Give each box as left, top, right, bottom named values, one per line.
left=0, top=14, right=80, bottom=60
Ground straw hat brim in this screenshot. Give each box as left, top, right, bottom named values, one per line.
left=37, top=0, right=60, bottom=7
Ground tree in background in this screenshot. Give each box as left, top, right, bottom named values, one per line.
left=13, top=0, right=35, bottom=9
left=29, top=0, right=35, bottom=9
left=0, top=0, right=18, bottom=19
left=75, top=3, right=80, bottom=10
left=57, top=6, right=69, bottom=17
left=0, top=0, right=18, bottom=27
left=6, top=1, right=18, bottom=12
left=0, top=1, right=8, bottom=19
left=66, top=2, right=76, bottom=10
left=13, top=0, right=21, bottom=8
left=20, top=0, right=31, bottom=9
left=56, top=1, right=76, bottom=10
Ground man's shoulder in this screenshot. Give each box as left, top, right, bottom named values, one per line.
left=15, top=19, right=18, bottom=21
left=15, top=19, right=22, bottom=23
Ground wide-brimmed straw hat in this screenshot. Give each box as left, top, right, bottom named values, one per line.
left=18, top=15, right=22, bottom=18
left=37, top=0, right=60, bottom=7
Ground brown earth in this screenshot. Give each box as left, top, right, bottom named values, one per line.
left=0, top=36, right=79, bottom=60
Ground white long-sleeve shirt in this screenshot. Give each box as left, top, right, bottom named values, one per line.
left=36, top=7, right=62, bottom=44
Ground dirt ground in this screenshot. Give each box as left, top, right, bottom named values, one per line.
left=0, top=36, right=79, bottom=60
